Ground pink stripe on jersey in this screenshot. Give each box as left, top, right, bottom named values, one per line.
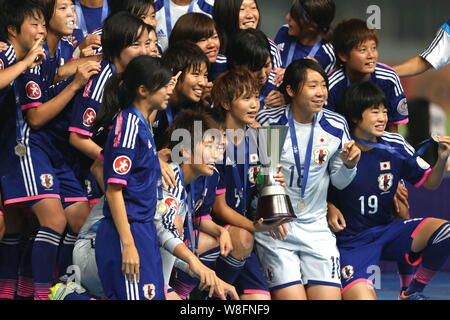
left=4, top=194, right=60, bottom=206
left=113, top=112, right=124, bottom=148
left=64, top=197, right=88, bottom=203
left=414, top=265, right=437, bottom=285
left=341, top=278, right=373, bottom=295
left=411, top=218, right=431, bottom=239
left=21, top=102, right=42, bottom=110
left=108, top=178, right=127, bottom=186
left=68, top=126, right=94, bottom=137
left=89, top=198, right=101, bottom=205
left=414, top=168, right=432, bottom=188
left=216, top=188, right=226, bottom=195
left=389, top=118, right=409, bottom=125
left=98, top=153, right=104, bottom=161
left=242, top=289, right=271, bottom=296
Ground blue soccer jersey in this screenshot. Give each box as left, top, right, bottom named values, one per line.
left=102, top=107, right=162, bottom=222
left=41, top=39, right=74, bottom=87
left=421, top=18, right=450, bottom=70
left=329, top=132, right=432, bottom=239
left=326, top=63, right=409, bottom=125
left=0, top=42, right=17, bottom=104
left=214, top=128, right=261, bottom=225
left=274, top=24, right=336, bottom=72
left=69, top=59, right=115, bottom=138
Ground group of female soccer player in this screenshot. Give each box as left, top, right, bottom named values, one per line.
left=0, top=0, right=449, bottom=301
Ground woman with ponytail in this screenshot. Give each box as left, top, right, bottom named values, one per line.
left=68, top=11, right=156, bottom=207
left=274, top=0, right=336, bottom=73
left=94, top=55, right=173, bottom=300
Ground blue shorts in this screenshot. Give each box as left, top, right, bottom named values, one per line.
left=235, top=250, right=270, bottom=297
left=1, top=142, right=87, bottom=208
left=95, top=218, right=165, bottom=300
left=338, top=218, right=429, bottom=293
left=77, top=167, right=103, bottom=205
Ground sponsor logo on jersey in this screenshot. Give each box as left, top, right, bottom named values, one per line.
left=0, top=59, right=4, bottom=71
left=380, top=161, right=391, bottom=171
left=416, top=156, right=430, bottom=170
left=40, top=174, right=54, bottom=189
left=143, top=284, right=156, bottom=300
left=342, top=265, right=354, bottom=280
left=26, top=81, right=42, bottom=100
left=313, top=148, right=329, bottom=166
left=113, top=156, right=132, bottom=175
left=83, top=108, right=96, bottom=127
left=165, top=197, right=178, bottom=211
left=397, top=98, right=409, bottom=116
left=378, top=173, right=394, bottom=191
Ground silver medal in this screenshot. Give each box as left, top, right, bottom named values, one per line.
left=297, top=199, right=307, bottom=211
left=14, top=143, right=26, bottom=157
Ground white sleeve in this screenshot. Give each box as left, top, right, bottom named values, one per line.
left=154, top=191, right=184, bottom=254
left=421, top=22, right=450, bottom=70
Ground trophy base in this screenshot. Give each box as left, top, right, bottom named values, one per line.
left=256, top=194, right=296, bottom=224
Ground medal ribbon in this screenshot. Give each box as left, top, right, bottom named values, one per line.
left=226, top=134, right=249, bottom=214
left=288, top=110, right=317, bottom=200
left=286, top=38, right=322, bottom=67
left=75, top=0, right=109, bottom=37
left=164, top=0, right=197, bottom=38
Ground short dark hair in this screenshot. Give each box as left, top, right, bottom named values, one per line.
left=102, top=11, right=151, bottom=62
left=161, top=40, right=210, bottom=80
left=169, top=12, right=217, bottom=47
left=280, top=58, right=329, bottom=103
left=341, top=81, right=388, bottom=132
left=290, top=0, right=335, bottom=34
left=226, top=28, right=270, bottom=72
left=213, top=0, right=260, bottom=53
left=332, top=18, right=379, bottom=65
left=211, top=68, right=260, bottom=122
left=166, top=107, right=222, bottom=154
left=0, top=0, right=45, bottom=41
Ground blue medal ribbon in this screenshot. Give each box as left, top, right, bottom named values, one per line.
left=353, top=136, right=434, bottom=160
left=286, top=38, right=322, bottom=67
left=75, top=0, right=109, bottom=38
left=288, top=110, right=317, bottom=200
left=13, top=81, right=25, bottom=151
left=226, top=134, right=249, bottom=214
left=164, top=0, right=197, bottom=38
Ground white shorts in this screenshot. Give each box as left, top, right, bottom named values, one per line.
left=255, top=217, right=341, bottom=290
left=73, top=238, right=105, bottom=298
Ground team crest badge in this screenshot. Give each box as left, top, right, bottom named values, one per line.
left=378, top=173, right=394, bottom=191
left=0, top=59, right=4, bottom=71
left=83, top=108, right=96, bottom=127
left=165, top=197, right=178, bottom=211
left=342, top=265, right=354, bottom=280
left=40, top=174, right=54, bottom=189
left=113, top=156, right=132, bottom=175
left=380, top=161, right=391, bottom=171
left=248, top=166, right=261, bottom=184
left=26, top=81, right=41, bottom=100
left=143, top=284, right=156, bottom=300
left=313, top=148, right=329, bottom=166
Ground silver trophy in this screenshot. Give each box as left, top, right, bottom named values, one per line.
left=255, top=126, right=296, bottom=224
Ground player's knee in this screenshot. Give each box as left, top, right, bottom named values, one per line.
left=231, top=228, right=254, bottom=260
